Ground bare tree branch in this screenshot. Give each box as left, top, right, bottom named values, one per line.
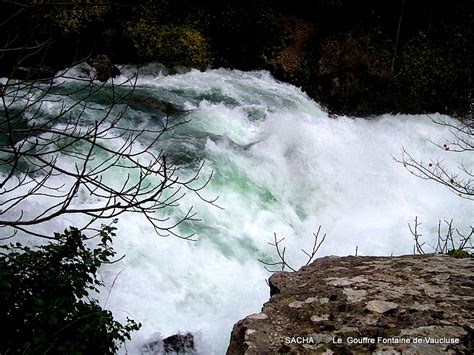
left=408, top=216, right=425, bottom=255
left=395, top=114, right=474, bottom=200
left=259, top=226, right=327, bottom=272
left=409, top=216, right=473, bottom=255
left=0, top=60, right=217, bottom=239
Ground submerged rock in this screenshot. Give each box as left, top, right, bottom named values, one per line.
left=142, top=332, right=195, bottom=354
left=127, top=94, right=190, bottom=116
left=138, top=62, right=170, bottom=77
left=227, top=254, right=473, bottom=354
left=163, top=333, right=195, bottom=354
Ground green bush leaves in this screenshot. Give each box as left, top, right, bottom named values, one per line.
left=0, top=224, right=140, bottom=354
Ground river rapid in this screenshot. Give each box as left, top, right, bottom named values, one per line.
left=2, top=67, right=472, bottom=354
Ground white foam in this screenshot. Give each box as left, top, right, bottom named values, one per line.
left=2, top=69, right=472, bottom=354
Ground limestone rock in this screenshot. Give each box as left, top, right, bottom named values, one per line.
left=343, top=288, right=368, bottom=303
left=365, top=300, right=398, bottom=313
left=288, top=301, right=304, bottom=308
left=227, top=254, right=473, bottom=354
left=248, top=313, right=268, bottom=320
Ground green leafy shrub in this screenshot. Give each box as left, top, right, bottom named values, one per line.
left=0, top=224, right=140, bottom=354
left=448, top=248, right=472, bottom=259
left=28, top=0, right=111, bottom=34
left=51, top=4, right=110, bottom=34
left=127, top=19, right=212, bottom=69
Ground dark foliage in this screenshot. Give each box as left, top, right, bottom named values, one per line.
left=0, top=0, right=472, bottom=115
left=0, top=224, right=140, bottom=354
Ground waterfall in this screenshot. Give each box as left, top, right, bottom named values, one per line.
left=2, top=68, right=472, bottom=354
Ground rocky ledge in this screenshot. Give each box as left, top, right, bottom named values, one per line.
left=227, top=255, right=473, bottom=354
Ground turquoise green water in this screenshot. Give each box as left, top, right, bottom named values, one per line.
left=1, top=67, right=472, bottom=354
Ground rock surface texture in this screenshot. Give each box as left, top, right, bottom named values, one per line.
left=227, top=255, right=473, bottom=354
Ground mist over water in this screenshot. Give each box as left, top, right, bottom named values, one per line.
left=3, top=68, right=473, bottom=354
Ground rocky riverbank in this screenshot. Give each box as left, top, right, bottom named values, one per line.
left=227, top=254, right=473, bottom=354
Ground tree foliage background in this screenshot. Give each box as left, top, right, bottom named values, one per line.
left=1, top=0, right=472, bottom=116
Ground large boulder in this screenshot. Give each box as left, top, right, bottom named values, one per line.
left=87, top=54, right=120, bottom=82
left=227, top=254, right=473, bottom=354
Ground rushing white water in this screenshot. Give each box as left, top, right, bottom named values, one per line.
left=2, top=68, right=473, bottom=354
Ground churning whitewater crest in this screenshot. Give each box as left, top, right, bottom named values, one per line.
left=100, top=68, right=472, bottom=354
left=4, top=67, right=473, bottom=354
